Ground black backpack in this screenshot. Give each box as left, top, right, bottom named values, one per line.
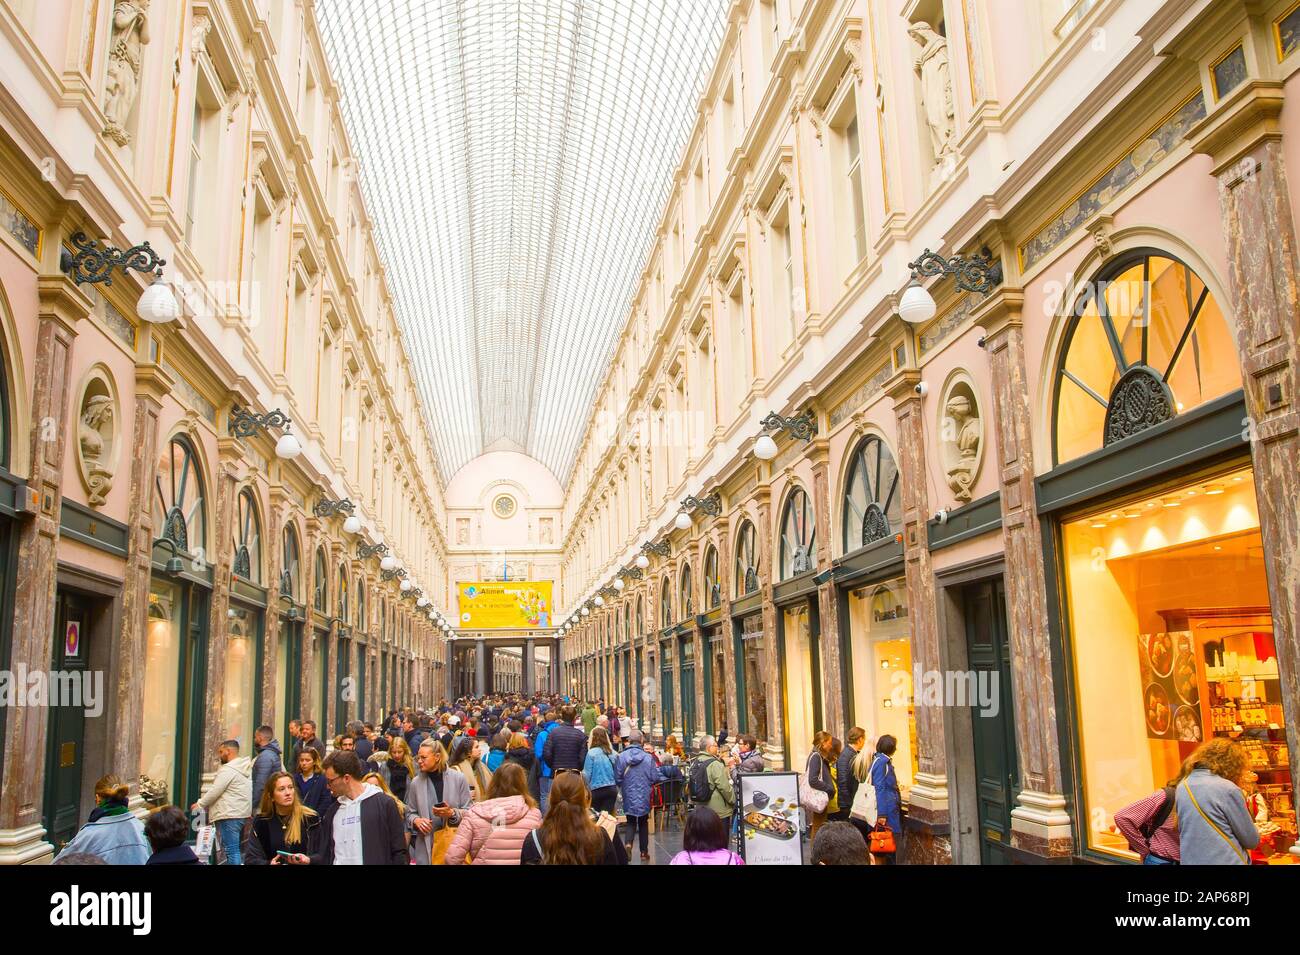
left=688, top=755, right=717, bottom=804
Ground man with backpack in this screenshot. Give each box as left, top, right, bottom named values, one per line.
left=688, top=736, right=734, bottom=823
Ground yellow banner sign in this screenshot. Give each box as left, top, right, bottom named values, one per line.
left=457, top=581, right=553, bottom=629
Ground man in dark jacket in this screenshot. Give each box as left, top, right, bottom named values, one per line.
left=251, top=726, right=283, bottom=811
left=834, top=727, right=867, bottom=822
left=312, top=750, right=409, bottom=865
left=542, top=705, right=588, bottom=778
left=403, top=718, right=424, bottom=753
left=297, top=720, right=326, bottom=763
left=348, top=720, right=374, bottom=763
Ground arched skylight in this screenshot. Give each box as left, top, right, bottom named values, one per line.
left=317, top=0, right=731, bottom=483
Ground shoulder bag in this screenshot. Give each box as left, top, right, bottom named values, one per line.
left=799, top=754, right=829, bottom=815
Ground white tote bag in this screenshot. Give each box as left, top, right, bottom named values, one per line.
left=849, top=773, right=878, bottom=823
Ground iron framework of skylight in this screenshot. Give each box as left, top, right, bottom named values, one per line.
left=317, top=0, right=731, bottom=483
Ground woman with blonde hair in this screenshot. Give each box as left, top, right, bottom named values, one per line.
left=1175, top=738, right=1260, bottom=865
left=52, top=775, right=150, bottom=865
left=368, top=735, right=415, bottom=802
left=244, top=771, right=321, bottom=865
left=446, top=762, right=542, bottom=864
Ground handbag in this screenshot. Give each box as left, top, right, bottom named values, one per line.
left=430, top=824, right=457, bottom=865
left=869, top=817, right=896, bottom=855
left=593, top=809, right=619, bottom=841
left=799, top=754, right=829, bottom=815
left=849, top=774, right=878, bottom=823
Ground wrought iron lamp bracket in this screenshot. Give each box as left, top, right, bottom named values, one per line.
left=760, top=410, right=817, bottom=442
left=681, top=491, right=723, bottom=517
left=230, top=405, right=293, bottom=439
left=906, top=247, right=1003, bottom=295
left=313, top=497, right=355, bottom=518
left=60, top=231, right=166, bottom=286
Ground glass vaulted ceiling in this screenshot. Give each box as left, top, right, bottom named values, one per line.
left=317, top=1, right=731, bottom=484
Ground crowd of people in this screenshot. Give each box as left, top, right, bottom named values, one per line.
left=48, top=691, right=1267, bottom=866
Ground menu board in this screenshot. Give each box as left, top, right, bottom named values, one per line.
left=1138, top=631, right=1202, bottom=743
left=738, top=772, right=804, bottom=865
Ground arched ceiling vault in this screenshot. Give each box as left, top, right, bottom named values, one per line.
left=317, top=0, right=731, bottom=485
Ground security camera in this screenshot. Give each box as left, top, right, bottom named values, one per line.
left=933, top=508, right=949, bottom=525
left=914, top=381, right=929, bottom=397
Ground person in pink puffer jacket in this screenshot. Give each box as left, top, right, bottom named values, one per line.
left=446, top=763, right=541, bottom=865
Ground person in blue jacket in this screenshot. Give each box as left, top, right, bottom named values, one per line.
left=53, top=775, right=150, bottom=865
left=616, top=731, right=661, bottom=862
left=869, top=734, right=903, bottom=864
left=534, top=711, right=559, bottom=813
left=485, top=730, right=508, bottom=773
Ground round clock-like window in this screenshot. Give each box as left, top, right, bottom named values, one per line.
left=493, top=494, right=517, bottom=519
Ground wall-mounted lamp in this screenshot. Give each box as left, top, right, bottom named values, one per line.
left=230, top=406, right=302, bottom=459
left=60, top=231, right=180, bottom=323
left=754, top=410, right=816, bottom=460
left=640, top=539, right=671, bottom=561
left=898, top=247, right=1002, bottom=325
left=153, top=537, right=184, bottom=576
left=357, top=541, right=388, bottom=561
left=676, top=491, right=722, bottom=528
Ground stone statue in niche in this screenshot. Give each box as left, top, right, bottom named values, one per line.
left=103, top=0, right=152, bottom=147
left=80, top=394, right=116, bottom=506
left=943, top=393, right=980, bottom=503
left=909, top=21, right=955, bottom=163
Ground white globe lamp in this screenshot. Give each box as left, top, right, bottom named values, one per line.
left=899, top=277, right=937, bottom=325
left=137, top=278, right=181, bottom=324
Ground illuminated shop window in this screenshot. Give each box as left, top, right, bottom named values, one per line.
left=1063, top=465, right=1294, bottom=863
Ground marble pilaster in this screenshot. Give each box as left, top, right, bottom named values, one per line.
left=973, top=288, right=1073, bottom=859
left=0, top=273, right=88, bottom=865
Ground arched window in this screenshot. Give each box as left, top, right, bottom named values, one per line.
left=679, top=563, right=693, bottom=620
left=659, top=576, right=672, bottom=630
left=623, top=604, right=631, bottom=643
left=232, top=488, right=262, bottom=582
left=280, top=524, right=301, bottom=600
left=153, top=435, right=207, bottom=554
left=779, top=487, right=816, bottom=579
left=636, top=596, right=644, bottom=636
left=842, top=435, right=901, bottom=553
left=355, top=578, right=366, bottom=630
left=337, top=564, right=349, bottom=621
left=313, top=547, right=329, bottom=612
left=703, top=545, right=720, bottom=609
left=1054, top=250, right=1239, bottom=464
left=734, top=520, right=759, bottom=597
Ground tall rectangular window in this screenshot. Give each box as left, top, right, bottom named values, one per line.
left=185, top=104, right=204, bottom=247
left=846, top=115, right=868, bottom=264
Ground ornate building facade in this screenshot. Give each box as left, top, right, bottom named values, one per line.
left=557, top=0, right=1300, bottom=865
left=0, top=0, right=450, bottom=862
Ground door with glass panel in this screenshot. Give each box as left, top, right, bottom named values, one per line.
left=962, top=578, right=1018, bottom=865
